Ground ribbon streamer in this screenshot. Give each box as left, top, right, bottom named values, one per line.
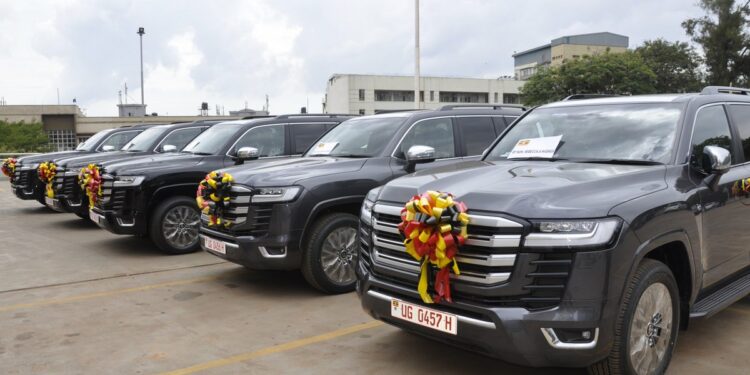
left=37, top=162, right=57, bottom=198
left=397, top=190, right=469, bottom=304
left=196, top=171, right=234, bottom=228
left=1, top=158, right=17, bottom=183
left=78, top=164, right=103, bottom=208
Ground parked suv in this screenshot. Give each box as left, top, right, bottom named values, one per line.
left=357, top=88, right=750, bottom=374
left=44, top=121, right=217, bottom=218
left=10, top=125, right=152, bottom=204
left=90, top=114, right=353, bottom=254
left=200, top=106, right=524, bottom=293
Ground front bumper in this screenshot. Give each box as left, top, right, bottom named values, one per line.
left=90, top=207, right=145, bottom=235
left=11, top=169, right=43, bottom=201
left=200, top=225, right=303, bottom=270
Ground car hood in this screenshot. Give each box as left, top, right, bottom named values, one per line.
left=378, top=160, right=668, bottom=219
left=103, top=153, right=203, bottom=175
left=16, top=151, right=84, bottom=165
left=222, top=157, right=367, bottom=187
left=56, top=151, right=150, bottom=169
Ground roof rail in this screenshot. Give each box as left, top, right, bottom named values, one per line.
left=438, top=104, right=526, bottom=111
left=273, top=113, right=356, bottom=119
left=373, top=109, right=425, bottom=114
left=700, top=86, right=750, bottom=95
left=562, top=94, right=621, bottom=101
left=240, top=115, right=274, bottom=120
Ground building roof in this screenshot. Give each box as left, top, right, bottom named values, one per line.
left=512, top=32, right=629, bottom=58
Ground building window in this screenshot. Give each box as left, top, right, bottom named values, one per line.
left=494, top=93, right=499, bottom=103
left=420, top=91, right=424, bottom=102
left=430, top=91, right=434, bottom=101
left=358, top=89, right=365, bottom=101
left=439, top=91, right=488, bottom=103
left=47, top=130, right=77, bottom=151
left=359, top=109, right=365, bottom=115
left=503, top=93, right=521, bottom=104
left=374, top=90, right=421, bottom=102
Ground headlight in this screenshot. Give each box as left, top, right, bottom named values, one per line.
left=251, top=186, right=301, bottom=203
left=113, top=176, right=145, bottom=187
left=360, top=186, right=382, bottom=226
left=20, top=163, right=39, bottom=170
left=524, top=218, right=622, bottom=249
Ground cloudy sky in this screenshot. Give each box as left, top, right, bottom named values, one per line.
left=0, top=0, right=703, bottom=116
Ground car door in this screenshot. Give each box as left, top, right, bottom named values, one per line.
left=223, top=124, right=287, bottom=167
left=691, top=104, right=750, bottom=285
left=394, top=117, right=460, bottom=172
left=455, top=116, right=498, bottom=160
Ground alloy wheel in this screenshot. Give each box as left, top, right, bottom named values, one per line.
left=628, top=282, right=673, bottom=375
left=162, top=205, right=200, bottom=250
left=319, top=226, right=358, bottom=285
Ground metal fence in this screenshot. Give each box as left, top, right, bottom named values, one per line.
left=0, top=153, right=40, bottom=158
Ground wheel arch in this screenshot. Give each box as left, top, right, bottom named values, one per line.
left=299, top=195, right=364, bottom=249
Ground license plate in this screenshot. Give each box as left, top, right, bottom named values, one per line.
left=204, top=237, right=226, bottom=255
left=45, top=196, right=55, bottom=207
left=390, top=299, right=457, bottom=335
left=89, top=210, right=102, bottom=224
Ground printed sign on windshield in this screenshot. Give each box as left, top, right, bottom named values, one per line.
left=507, top=135, right=562, bottom=159
left=310, top=142, right=338, bottom=155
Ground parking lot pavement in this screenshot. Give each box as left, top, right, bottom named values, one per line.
left=0, top=178, right=748, bottom=374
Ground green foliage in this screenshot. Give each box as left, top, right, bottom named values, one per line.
left=635, top=39, right=704, bottom=93
left=520, top=51, right=657, bottom=106
left=0, top=121, right=51, bottom=153
left=682, top=0, right=750, bottom=85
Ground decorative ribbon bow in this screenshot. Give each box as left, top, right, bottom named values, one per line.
left=37, top=162, right=58, bottom=198
left=397, top=190, right=469, bottom=304
left=1, top=158, right=17, bottom=183
left=79, top=164, right=103, bottom=208
left=196, top=171, right=234, bottom=228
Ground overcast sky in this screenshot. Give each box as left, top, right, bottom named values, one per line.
left=0, top=0, right=704, bottom=116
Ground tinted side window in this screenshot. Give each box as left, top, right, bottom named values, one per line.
left=159, top=128, right=203, bottom=151
left=234, top=125, right=285, bottom=157
left=691, top=105, right=734, bottom=170
left=727, top=104, right=750, bottom=161
left=291, top=124, right=328, bottom=154
left=100, top=131, right=140, bottom=150
left=399, top=118, right=455, bottom=159
left=456, top=117, right=496, bottom=156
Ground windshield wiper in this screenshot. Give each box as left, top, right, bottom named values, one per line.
left=190, top=152, right=213, bottom=156
left=506, top=157, right=570, bottom=162
left=329, top=153, right=370, bottom=158
left=577, top=158, right=663, bottom=165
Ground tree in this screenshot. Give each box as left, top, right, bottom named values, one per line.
left=0, top=121, right=51, bottom=153
left=635, top=39, right=704, bottom=93
left=520, top=51, right=657, bottom=106
left=682, top=0, right=750, bottom=86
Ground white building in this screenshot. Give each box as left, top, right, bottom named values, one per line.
left=323, top=74, right=523, bottom=115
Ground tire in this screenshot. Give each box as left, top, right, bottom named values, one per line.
left=149, top=196, right=202, bottom=255
left=301, top=213, right=359, bottom=294
left=588, top=259, right=680, bottom=375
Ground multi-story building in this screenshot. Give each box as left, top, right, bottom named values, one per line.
left=513, top=32, right=629, bottom=80
left=323, top=74, right=523, bottom=115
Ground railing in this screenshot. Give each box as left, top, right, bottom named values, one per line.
left=0, top=153, right=41, bottom=158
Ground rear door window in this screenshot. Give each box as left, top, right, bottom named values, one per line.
left=727, top=104, right=750, bottom=162
left=291, top=124, right=329, bottom=154
left=456, top=116, right=496, bottom=156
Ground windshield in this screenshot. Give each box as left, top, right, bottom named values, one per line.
left=305, top=116, right=406, bottom=157
left=75, top=129, right=112, bottom=151
left=182, top=123, right=240, bottom=155
left=121, top=126, right=169, bottom=152
left=486, top=103, right=683, bottom=164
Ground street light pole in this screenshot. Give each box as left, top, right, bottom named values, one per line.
left=414, top=0, right=420, bottom=110
left=137, top=27, right=145, bottom=106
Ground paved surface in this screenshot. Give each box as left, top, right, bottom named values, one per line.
left=0, top=176, right=748, bottom=374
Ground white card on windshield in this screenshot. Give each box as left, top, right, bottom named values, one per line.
left=507, top=135, right=562, bottom=159
left=311, top=142, right=338, bottom=155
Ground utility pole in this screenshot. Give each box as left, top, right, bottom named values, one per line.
left=414, top=0, right=420, bottom=110
left=137, top=27, right=146, bottom=105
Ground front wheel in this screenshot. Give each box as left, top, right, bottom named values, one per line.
left=301, top=213, right=359, bottom=294
left=589, top=259, right=680, bottom=375
left=149, top=196, right=202, bottom=255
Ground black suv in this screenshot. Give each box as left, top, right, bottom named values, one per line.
left=90, top=114, right=353, bottom=254
left=200, top=106, right=524, bottom=293
left=10, top=125, right=152, bottom=204
left=357, top=88, right=750, bottom=374
left=44, top=121, right=217, bottom=218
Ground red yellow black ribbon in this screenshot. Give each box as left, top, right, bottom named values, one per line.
left=196, top=171, right=234, bottom=228
left=79, top=164, right=102, bottom=208
left=37, top=162, right=57, bottom=198
left=397, top=191, right=469, bottom=304
left=1, top=158, right=17, bottom=183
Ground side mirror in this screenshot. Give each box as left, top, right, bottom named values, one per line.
left=404, top=145, right=436, bottom=173
left=234, top=147, right=259, bottom=165
left=703, top=146, right=731, bottom=175
left=161, top=144, right=177, bottom=153
left=102, top=145, right=115, bottom=152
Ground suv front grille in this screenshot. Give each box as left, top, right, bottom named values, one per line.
left=97, top=176, right=131, bottom=211
left=362, top=203, right=572, bottom=310
left=205, top=186, right=273, bottom=237
left=13, top=169, right=34, bottom=189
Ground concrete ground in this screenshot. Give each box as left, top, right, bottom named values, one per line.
left=0, top=177, right=748, bottom=374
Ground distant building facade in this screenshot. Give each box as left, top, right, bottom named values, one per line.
left=228, top=108, right=270, bottom=117
left=513, top=32, right=629, bottom=80
left=323, top=74, right=523, bottom=115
